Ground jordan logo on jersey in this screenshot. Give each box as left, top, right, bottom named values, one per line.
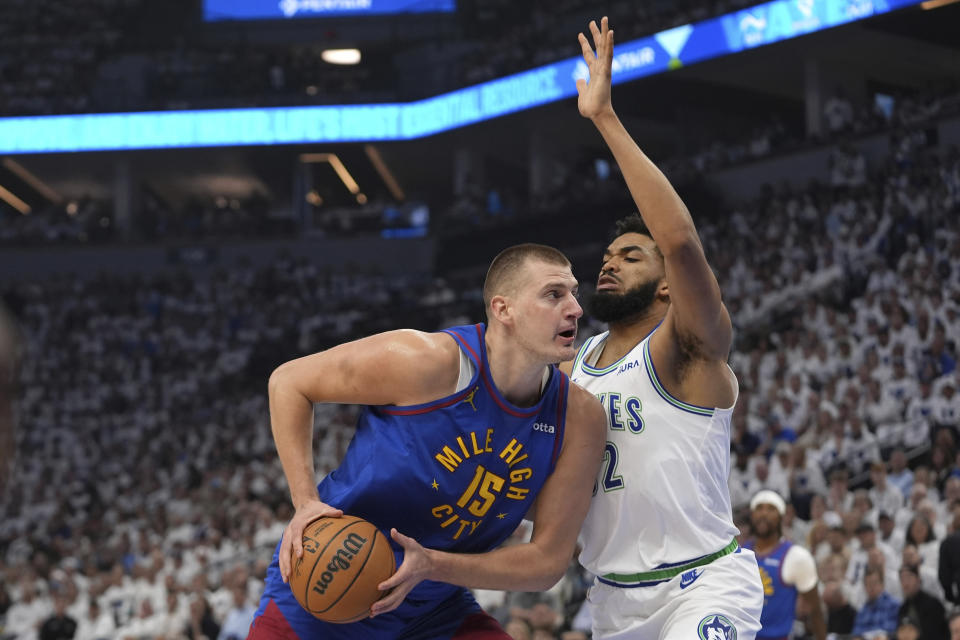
left=698, top=615, right=737, bottom=640
left=462, top=388, right=478, bottom=411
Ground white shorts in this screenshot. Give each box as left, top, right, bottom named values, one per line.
left=586, top=547, right=764, bottom=640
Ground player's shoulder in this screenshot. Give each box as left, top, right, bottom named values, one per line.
left=564, top=379, right=607, bottom=437
left=783, top=541, right=816, bottom=568
left=368, top=328, right=461, bottom=375
left=378, top=327, right=455, bottom=349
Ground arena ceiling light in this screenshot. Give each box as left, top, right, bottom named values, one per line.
left=0, top=183, right=30, bottom=214
left=364, top=145, right=405, bottom=201
left=2, top=158, right=62, bottom=204
left=299, top=153, right=360, bottom=194
left=321, top=49, right=361, bottom=65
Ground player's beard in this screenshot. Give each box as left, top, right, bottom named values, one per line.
left=751, top=516, right=781, bottom=540
left=588, top=278, right=660, bottom=323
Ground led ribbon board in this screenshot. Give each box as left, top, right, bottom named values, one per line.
left=0, top=0, right=923, bottom=154
left=204, top=0, right=456, bottom=21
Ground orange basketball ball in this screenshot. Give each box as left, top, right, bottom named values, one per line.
left=288, top=515, right=396, bottom=623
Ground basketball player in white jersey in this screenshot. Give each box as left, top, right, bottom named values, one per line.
left=562, top=17, right=764, bottom=640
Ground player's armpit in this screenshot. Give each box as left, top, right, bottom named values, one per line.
left=269, top=329, right=461, bottom=407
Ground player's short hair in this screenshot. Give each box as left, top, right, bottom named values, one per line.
left=483, top=243, right=570, bottom=311
left=614, top=212, right=652, bottom=238
left=612, top=213, right=662, bottom=260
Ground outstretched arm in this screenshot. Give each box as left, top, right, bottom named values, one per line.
left=269, top=329, right=460, bottom=582
left=371, top=383, right=606, bottom=614
left=577, top=17, right=731, bottom=360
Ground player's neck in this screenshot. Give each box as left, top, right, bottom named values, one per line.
left=598, top=311, right=663, bottom=368
left=753, top=534, right=782, bottom=555
left=485, top=332, right=548, bottom=407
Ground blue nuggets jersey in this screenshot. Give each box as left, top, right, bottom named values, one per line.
left=744, top=539, right=797, bottom=639
left=252, top=323, right=570, bottom=640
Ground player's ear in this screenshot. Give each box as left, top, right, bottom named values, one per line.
left=657, top=279, right=669, bottom=301
left=489, top=295, right=512, bottom=326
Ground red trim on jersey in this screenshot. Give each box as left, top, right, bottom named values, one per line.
left=452, top=611, right=512, bottom=639
left=246, top=599, right=300, bottom=640
left=456, top=325, right=482, bottom=363
left=378, top=329, right=480, bottom=416
left=379, top=389, right=475, bottom=416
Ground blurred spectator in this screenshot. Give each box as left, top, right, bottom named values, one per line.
left=851, top=566, right=900, bottom=638
left=950, top=612, right=960, bottom=640
left=824, top=88, right=855, bottom=134
left=906, top=514, right=941, bottom=569
left=216, top=585, right=256, bottom=640
left=506, top=617, right=533, bottom=640
left=895, top=616, right=921, bottom=640
left=822, top=580, right=856, bottom=635
left=896, top=564, right=946, bottom=640
left=4, top=580, right=51, bottom=640
left=74, top=599, right=115, bottom=640
left=185, top=597, right=220, bottom=640
left=940, top=513, right=960, bottom=604
left=888, top=450, right=915, bottom=498
left=38, top=594, right=77, bottom=640
left=870, top=460, right=903, bottom=514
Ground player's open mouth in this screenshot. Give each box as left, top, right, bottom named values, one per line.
left=558, top=329, right=576, bottom=340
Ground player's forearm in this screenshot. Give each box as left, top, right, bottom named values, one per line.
left=268, top=367, right=319, bottom=508
left=591, top=110, right=700, bottom=253
left=425, top=541, right=567, bottom=592
left=808, top=598, right=827, bottom=640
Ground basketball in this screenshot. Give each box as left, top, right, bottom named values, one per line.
left=288, top=515, right=396, bottom=623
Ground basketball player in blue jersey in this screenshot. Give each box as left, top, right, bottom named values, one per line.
left=564, top=17, right=764, bottom=640
left=745, top=491, right=825, bottom=640
left=246, top=243, right=607, bottom=640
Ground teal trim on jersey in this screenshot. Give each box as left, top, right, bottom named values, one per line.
left=580, top=335, right=634, bottom=377
left=642, top=339, right=715, bottom=417
left=601, top=538, right=739, bottom=585
left=571, top=335, right=594, bottom=375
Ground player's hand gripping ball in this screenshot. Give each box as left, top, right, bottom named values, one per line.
left=288, top=515, right=396, bottom=623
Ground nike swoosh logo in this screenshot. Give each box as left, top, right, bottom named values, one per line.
left=680, top=569, right=704, bottom=589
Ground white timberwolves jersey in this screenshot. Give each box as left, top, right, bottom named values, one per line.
left=574, top=329, right=740, bottom=578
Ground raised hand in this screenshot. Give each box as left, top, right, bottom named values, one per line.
left=576, top=16, right=614, bottom=120
left=278, top=498, right=343, bottom=583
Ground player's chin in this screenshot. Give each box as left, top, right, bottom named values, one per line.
left=554, top=342, right=578, bottom=362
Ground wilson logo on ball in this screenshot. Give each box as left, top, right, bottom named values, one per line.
left=290, top=515, right=396, bottom=623
left=312, top=533, right=368, bottom=596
